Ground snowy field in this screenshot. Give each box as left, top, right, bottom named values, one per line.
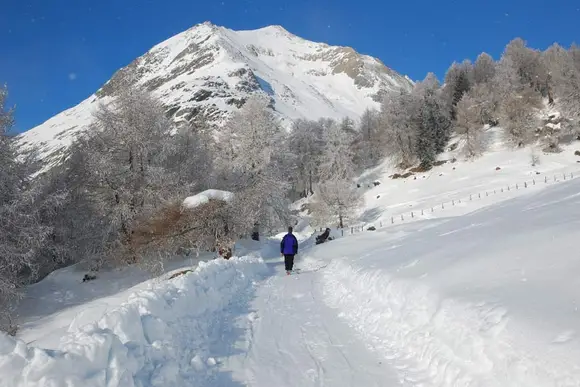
left=3, top=138, right=580, bottom=386
left=353, top=128, right=580, bottom=230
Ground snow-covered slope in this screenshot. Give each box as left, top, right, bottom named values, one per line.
left=16, top=22, right=412, bottom=165
left=314, top=178, right=580, bottom=386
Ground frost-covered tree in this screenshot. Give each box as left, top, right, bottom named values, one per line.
left=77, top=85, right=189, bottom=264
left=287, top=119, right=324, bottom=197
left=501, top=38, right=548, bottom=97
left=221, top=95, right=291, bottom=234
left=464, top=83, right=498, bottom=127
left=499, top=92, right=541, bottom=147
left=318, top=120, right=356, bottom=182
left=312, top=178, right=362, bottom=229
left=356, top=108, right=382, bottom=167
left=312, top=120, right=361, bottom=228
left=454, top=93, right=487, bottom=158
left=570, top=43, right=580, bottom=72
left=379, top=90, right=418, bottom=168
left=443, top=60, right=473, bottom=119
left=0, top=86, right=52, bottom=333
left=473, top=52, right=496, bottom=85
left=543, top=44, right=580, bottom=128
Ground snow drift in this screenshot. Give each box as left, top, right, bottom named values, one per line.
left=0, top=256, right=267, bottom=387
left=315, top=179, right=580, bottom=386
left=182, top=189, right=234, bottom=209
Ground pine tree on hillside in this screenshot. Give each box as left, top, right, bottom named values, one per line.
left=414, top=74, right=452, bottom=169
left=443, top=60, right=473, bottom=119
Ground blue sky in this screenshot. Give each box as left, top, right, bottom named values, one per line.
left=1, top=0, right=578, bottom=133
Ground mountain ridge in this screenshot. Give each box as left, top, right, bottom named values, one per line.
left=17, top=21, right=413, bottom=165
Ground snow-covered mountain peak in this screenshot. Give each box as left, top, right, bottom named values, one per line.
left=17, top=22, right=413, bottom=166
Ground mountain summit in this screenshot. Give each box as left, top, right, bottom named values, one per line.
left=17, top=22, right=412, bottom=164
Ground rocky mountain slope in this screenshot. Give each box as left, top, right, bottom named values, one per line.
left=17, top=21, right=413, bottom=165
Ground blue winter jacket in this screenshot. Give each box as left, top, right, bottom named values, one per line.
left=281, top=233, right=298, bottom=255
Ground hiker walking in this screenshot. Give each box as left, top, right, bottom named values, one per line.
left=280, top=226, right=298, bottom=275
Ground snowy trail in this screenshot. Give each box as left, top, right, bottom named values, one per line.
left=220, top=256, right=401, bottom=387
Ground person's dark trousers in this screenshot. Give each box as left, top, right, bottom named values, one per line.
left=284, top=254, right=295, bottom=271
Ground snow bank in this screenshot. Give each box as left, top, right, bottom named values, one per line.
left=318, top=179, right=580, bottom=386
left=182, top=189, right=234, bottom=209
left=0, top=256, right=267, bottom=387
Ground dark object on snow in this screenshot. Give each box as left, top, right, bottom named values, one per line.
left=496, top=167, right=501, bottom=171
left=83, top=274, right=97, bottom=282
left=373, top=181, right=381, bottom=186
left=315, top=228, right=333, bottom=245
left=376, top=195, right=380, bottom=199
left=169, top=269, right=193, bottom=279
left=390, top=172, right=414, bottom=179
left=574, top=150, right=580, bottom=156
left=367, top=226, right=376, bottom=231
left=219, top=246, right=232, bottom=260
left=357, top=183, right=361, bottom=188
left=251, top=223, right=260, bottom=241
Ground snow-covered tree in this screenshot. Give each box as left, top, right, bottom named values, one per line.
left=443, top=60, right=473, bottom=119
left=0, top=86, right=52, bottom=333
left=473, top=52, right=496, bottom=85
left=220, top=95, right=291, bottom=234
left=570, top=43, right=580, bottom=72
left=356, top=108, right=382, bottom=167
left=287, top=119, right=324, bottom=197
left=543, top=44, right=580, bottom=128
left=379, top=90, right=418, bottom=168
left=499, top=92, right=541, bottom=147
left=312, top=120, right=362, bottom=228
left=414, top=73, right=452, bottom=168
left=501, top=38, right=548, bottom=97
left=312, top=178, right=362, bottom=229
left=454, top=93, right=487, bottom=158
left=77, top=85, right=190, bottom=264
left=318, top=120, right=356, bottom=182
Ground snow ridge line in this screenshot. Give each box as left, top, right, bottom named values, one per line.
left=321, top=259, right=580, bottom=387
left=0, top=256, right=268, bottom=387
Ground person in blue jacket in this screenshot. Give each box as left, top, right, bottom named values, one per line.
left=280, top=226, right=298, bottom=275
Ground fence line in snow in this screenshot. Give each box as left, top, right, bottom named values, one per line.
left=306, top=169, right=579, bottom=238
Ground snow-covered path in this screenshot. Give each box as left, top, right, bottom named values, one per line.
left=221, top=256, right=401, bottom=387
